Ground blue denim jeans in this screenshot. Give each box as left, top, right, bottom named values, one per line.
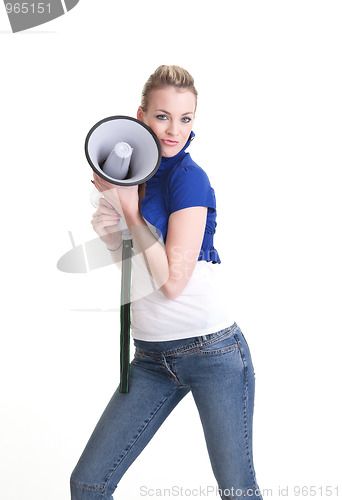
left=70, top=323, right=263, bottom=499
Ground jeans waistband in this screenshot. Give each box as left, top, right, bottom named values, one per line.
left=134, top=322, right=238, bottom=357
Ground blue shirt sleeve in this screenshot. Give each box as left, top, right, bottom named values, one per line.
left=167, top=163, right=217, bottom=214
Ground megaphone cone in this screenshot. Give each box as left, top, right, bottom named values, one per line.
left=85, top=116, right=162, bottom=187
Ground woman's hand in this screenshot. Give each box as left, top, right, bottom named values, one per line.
left=93, top=173, right=140, bottom=219
left=91, top=197, right=121, bottom=249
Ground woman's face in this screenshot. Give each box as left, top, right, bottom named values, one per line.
left=137, top=86, right=196, bottom=157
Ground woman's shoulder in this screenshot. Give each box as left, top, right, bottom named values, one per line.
left=166, top=154, right=216, bottom=213
left=168, top=153, right=211, bottom=188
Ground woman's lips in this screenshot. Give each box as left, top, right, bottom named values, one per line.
left=162, top=139, right=179, bottom=146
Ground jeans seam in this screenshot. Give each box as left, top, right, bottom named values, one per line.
left=235, top=334, right=257, bottom=488
left=162, top=356, right=182, bottom=385
left=70, top=480, right=105, bottom=493
left=198, top=343, right=239, bottom=356
left=101, top=387, right=182, bottom=490
left=221, top=484, right=259, bottom=499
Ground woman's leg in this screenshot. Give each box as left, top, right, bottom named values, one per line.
left=187, top=325, right=263, bottom=500
left=70, top=350, right=189, bottom=499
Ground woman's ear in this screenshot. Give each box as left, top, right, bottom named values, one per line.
left=137, top=106, right=144, bottom=122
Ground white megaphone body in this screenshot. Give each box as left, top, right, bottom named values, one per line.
left=85, top=116, right=162, bottom=239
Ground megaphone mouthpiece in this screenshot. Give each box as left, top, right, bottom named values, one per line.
left=115, top=141, right=133, bottom=158
left=85, top=116, right=161, bottom=187
left=102, top=141, right=133, bottom=180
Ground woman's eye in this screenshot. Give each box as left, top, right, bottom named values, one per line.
left=156, top=114, right=168, bottom=120
left=181, top=117, right=191, bottom=123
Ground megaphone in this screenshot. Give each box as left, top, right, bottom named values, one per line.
left=84, top=115, right=162, bottom=394
left=85, top=115, right=162, bottom=187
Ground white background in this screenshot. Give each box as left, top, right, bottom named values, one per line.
left=1, top=1, right=341, bottom=499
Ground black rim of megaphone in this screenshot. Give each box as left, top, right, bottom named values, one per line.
left=85, top=115, right=162, bottom=187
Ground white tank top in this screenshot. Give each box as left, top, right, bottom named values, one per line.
left=130, top=223, right=233, bottom=341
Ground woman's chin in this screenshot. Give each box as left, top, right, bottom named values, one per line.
left=161, top=144, right=183, bottom=157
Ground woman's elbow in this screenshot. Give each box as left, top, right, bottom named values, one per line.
left=160, top=280, right=185, bottom=300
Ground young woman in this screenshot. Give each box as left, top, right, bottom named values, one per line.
left=70, top=66, right=263, bottom=500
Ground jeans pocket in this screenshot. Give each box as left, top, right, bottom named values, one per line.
left=198, top=332, right=239, bottom=356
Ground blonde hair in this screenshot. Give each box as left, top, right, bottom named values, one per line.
left=141, top=65, right=198, bottom=112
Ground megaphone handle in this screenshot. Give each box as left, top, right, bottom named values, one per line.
left=119, top=238, right=132, bottom=393
left=118, top=216, right=132, bottom=241
left=121, top=228, right=132, bottom=240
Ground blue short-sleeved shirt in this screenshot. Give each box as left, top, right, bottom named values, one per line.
left=140, top=132, right=221, bottom=264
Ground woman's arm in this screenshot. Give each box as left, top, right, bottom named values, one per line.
left=93, top=173, right=207, bottom=300
left=91, top=196, right=123, bottom=267
left=126, top=206, right=207, bottom=300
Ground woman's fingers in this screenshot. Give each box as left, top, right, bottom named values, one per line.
left=93, top=198, right=120, bottom=218
left=92, top=207, right=119, bottom=218
left=93, top=172, right=112, bottom=192
left=91, top=216, right=120, bottom=237
left=93, top=174, right=122, bottom=210
left=92, top=211, right=119, bottom=225
left=92, top=213, right=119, bottom=225
left=91, top=198, right=120, bottom=237
left=93, top=222, right=119, bottom=237
left=98, top=197, right=116, bottom=210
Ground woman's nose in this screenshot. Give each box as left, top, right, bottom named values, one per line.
left=166, top=120, right=178, bottom=136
